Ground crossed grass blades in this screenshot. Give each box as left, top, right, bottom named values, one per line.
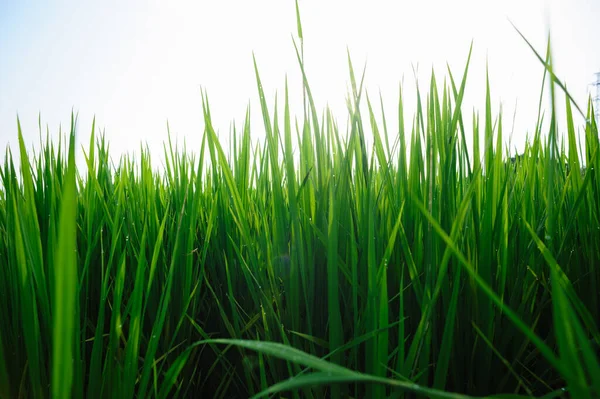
left=1, top=4, right=599, bottom=398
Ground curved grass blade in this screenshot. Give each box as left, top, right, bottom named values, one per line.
left=188, top=339, right=483, bottom=399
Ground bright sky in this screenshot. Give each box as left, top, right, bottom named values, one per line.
left=1, top=0, right=599, bottom=170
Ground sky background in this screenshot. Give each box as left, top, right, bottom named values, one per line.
left=1, top=0, right=599, bottom=170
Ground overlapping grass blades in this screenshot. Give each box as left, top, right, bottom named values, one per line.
left=1, top=9, right=600, bottom=399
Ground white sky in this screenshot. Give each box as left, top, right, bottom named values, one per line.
left=1, top=0, right=599, bottom=170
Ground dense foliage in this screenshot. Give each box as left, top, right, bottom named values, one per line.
left=1, top=18, right=599, bottom=399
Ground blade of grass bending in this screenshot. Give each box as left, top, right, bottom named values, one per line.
left=251, top=372, right=480, bottom=399
left=189, top=339, right=482, bottom=399
left=510, top=20, right=586, bottom=120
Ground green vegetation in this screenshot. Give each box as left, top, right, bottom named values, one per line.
left=1, top=10, right=599, bottom=399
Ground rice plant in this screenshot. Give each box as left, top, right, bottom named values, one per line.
left=0, top=7, right=599, bottom=399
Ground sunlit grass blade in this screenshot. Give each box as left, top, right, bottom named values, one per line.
left=51, top=118, right=78, bottom=399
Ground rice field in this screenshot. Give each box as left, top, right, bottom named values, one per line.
left=0, top=12, right=599, bottom=399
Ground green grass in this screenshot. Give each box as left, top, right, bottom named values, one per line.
left=1, top=10, right=600, bottom=398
